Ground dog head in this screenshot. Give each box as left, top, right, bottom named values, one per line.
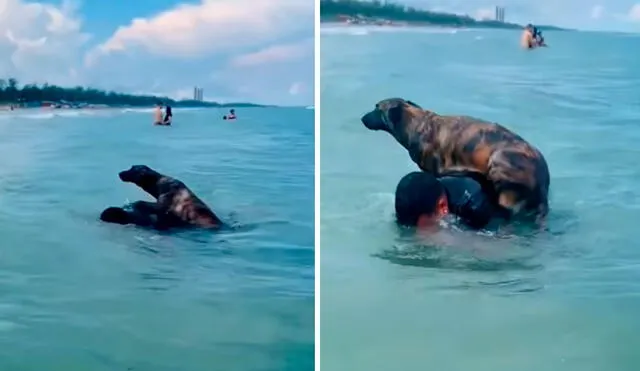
left=361, top=98, right=423, bottom=133
left=119, top=165, right=163, bottom=198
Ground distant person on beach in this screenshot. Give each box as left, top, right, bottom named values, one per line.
left=163, top=105, right=173, bottom=125
left=153, top=103, right=163, bottom=125
left=395, top=172, right=499, bottom=231
left=223, top=109, right=236, bottom=120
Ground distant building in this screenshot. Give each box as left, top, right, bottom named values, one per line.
left=193, top=86, right=204, bottom=101
left=495, top=6, right=505, bottom=22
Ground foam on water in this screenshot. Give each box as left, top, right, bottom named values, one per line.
left=321, top=27, right=640, bottom=371
left=321, top=23, right=478, bottom=36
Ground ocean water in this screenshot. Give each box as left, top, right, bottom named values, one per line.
left=320, top=26, right=640, bottom=371
left=0, top=107, right=314, bottom=370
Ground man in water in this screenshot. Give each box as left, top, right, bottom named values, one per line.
left=153, top=103, right=163, bottom=125
left=223, top=109, right=237, bottom=120
left=395, top=171, right=498, bottom=231
left=520, top=24, right=535, bottom=49
left=520, top=24, right=539, bottom=49
left=521, top=24, right=548, bottom=49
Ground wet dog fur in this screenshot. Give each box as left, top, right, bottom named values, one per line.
left=361, top=98, right=550, bottom=221
left=100, top=165, right=223, bottom=230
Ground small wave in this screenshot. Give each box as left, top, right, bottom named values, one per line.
left=0, top=109, right=103, bottom=120
left=321, top=24, right=474, bottom=36
left=21, top=113, right=55, bottom=120
left=53, top=110, right=96, bottom=118
left=121, top=108, right=155, bottom=114
left=350, top=29, right=369, bottom=36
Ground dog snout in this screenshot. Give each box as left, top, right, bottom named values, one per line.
left=361, top=110, right=383, bottom=130
left=118, top=171, right=129, bottom=181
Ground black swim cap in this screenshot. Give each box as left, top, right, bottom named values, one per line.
left=395, top=172, right=445, bottom=226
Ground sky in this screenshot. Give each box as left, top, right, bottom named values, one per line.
left=0, top=0, right=314, bottom=106
left=402, top=0, right=640, bottom=32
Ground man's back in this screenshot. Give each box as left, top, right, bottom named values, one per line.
left=153, top=106, right=163, bottom=124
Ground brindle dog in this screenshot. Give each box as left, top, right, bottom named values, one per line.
left=100, top=165, right=223, bottom=230
left=361, top=98, right=550, bottom=221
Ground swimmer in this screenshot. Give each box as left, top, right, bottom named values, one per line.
left=520, top=24, right=535, bottom=49
left=163, top=105, right=173, bottom=125
left=395, top=171, right=500, bottom=231
left=227, top=109, right=236, bottom=120
left=153, top=103, right=163, bottom=125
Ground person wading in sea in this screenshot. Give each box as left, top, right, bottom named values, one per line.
left=163, top=105, right=173, bottom=125
left=153, top=103, right=163, bottom=125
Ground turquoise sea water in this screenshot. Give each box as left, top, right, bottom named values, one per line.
left=321, top=26, right=640, bottom=371
left=0, top=107, right=314, bottom=370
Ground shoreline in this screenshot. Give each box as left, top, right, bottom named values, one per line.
left=0, top=104, right=304, bottom=112
left=320, top=20, right=567, bottom=32
left=0, top=102, right=267, bottom=112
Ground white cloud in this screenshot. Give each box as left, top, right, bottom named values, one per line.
left=590, top=5, right=604, bottom=19
left=629, top=4, right=640, bottom=21
left=171, top=87, right=196, bottom=100
left=230, top=39, right=312, bottom=68
left=474, top=8, right=494, bottom=21
left=0, top=0, right=89, bottom=84
left=0, top=0, right=313, bottom=106
left=85, top=0, right=313, bottom=66
left=288, top=82, right=303, bottom=96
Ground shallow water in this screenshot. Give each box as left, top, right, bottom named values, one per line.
left=0, top=107, right=314, bottom=370
left=320, top=26, right=640, bottom=371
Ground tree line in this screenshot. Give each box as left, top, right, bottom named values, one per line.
left=320, top=0, right=565, bottom=30
left=0, top=78, right=259, bottom=108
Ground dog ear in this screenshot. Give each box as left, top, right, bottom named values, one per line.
left=387, top=104, right=404, bottom=126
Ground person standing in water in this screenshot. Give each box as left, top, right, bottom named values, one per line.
left=163, top=105, right=173, bottom=125
left=520, top=24, right=535, bottom=49
left=153, top=103, right=163, bottom=125
left=534, top=28, right=547, bottom=47
left=223, top=109, right=237, bottom=120
left=521, top=24, right=547, bottom=49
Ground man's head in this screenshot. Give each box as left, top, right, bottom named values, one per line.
left=230, top=109, right=235, bottom=114
left=100, top=206, right=157, bottom=227
left=100, top=207, right=133, bottom=225
left=118, top=165, right=163, bottom=198
left=395, top=172, right=449, bottom=228
left=361, top=98, right=423, bottom=133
